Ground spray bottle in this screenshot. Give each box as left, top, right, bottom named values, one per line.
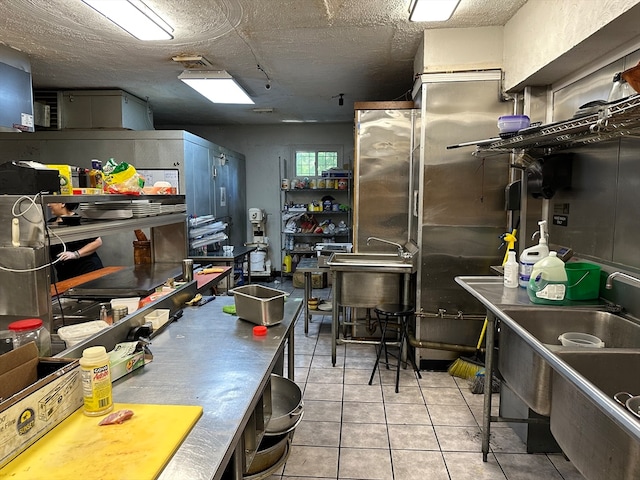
left=518, top=220, right=549, bottom=288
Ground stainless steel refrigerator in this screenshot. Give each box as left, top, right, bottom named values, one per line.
left=352, top=73, right=512, bottom=366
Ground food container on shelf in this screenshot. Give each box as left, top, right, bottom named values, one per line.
left=497, top=115, right=530, bottom=134
left=229, top=284, right=287, bottom=326
left=57, top=320, right=110, bottom=348
left=110, top=297, right=140, bottom=315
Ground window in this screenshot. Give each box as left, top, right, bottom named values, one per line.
left=293, top=147, right=340, bottom=177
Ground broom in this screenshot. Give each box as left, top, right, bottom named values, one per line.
left=447, top=318, right=487, bottom=380
left=448, top=226, right=518, bottom=380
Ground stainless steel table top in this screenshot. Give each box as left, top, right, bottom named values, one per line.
left=295, top=257, right=328, bottom=273
left=111, top=294, right=302, bottom=480
left=64, top=263, right=183, bottom=297
left=191, top=245, right=257, bottom=261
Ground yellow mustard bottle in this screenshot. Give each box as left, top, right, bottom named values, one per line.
left=80, top=346, right=114, bottom=416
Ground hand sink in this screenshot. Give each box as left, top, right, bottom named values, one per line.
left=498, top=306, right=640, bottom=416
left=327, top=253, right=416, bottom=273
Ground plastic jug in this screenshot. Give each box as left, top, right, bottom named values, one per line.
left=519, top=220, right=550, bottom=287
left=282, top=255, right=292, bottom=273
left=527, top=251, right=567, bottom=305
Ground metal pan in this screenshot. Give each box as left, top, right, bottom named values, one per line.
left=265, top=374, right=304, bottom=435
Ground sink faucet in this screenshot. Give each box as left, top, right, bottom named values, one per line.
left=605, top=271, right=640, bottom=289
left=366, top=236, right=412, bottom=259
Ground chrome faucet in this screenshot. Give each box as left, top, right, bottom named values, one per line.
left=605, top=271, right=640, bottom=289
left=366, top=236, right=412, bottom=258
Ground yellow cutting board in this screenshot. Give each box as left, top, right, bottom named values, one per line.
left=0, top=403, right=203, bottom=480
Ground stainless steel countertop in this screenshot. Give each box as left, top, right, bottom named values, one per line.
left=65, top=263, right=184, bottom=297
left=111, top=294, right=302, bottom=480
left=455, top=276, right=640, bottom=442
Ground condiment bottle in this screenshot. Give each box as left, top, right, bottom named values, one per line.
left=80, top=346, right=114, bottom=417
left=8, top=318, right=51, bottom=356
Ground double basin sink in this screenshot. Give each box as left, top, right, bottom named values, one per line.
left=498, top=305, right=640, bottom=480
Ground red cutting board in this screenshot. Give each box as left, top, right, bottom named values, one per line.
left=0, top=403, right=203, bottom=480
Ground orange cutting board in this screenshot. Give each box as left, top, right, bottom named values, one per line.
left=0, top=403, right=203, bottom=480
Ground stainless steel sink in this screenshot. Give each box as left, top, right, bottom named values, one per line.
left=499, top=306, right=640, bottom=416
left=51, top=298, right=105, bottom=329
left=327, top=252, right=416, bottom=273
left=550, top=351, right=640, bottom=480
left=327, top=252, right=417, bottom=309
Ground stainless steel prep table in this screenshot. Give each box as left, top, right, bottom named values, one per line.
left=454, top=276, right=640, bottom=466
left=191, top=245, right=257, bottom=293
left=295, top=257, right=330, bottom=334
left=111, top=294, right=302, bottom=480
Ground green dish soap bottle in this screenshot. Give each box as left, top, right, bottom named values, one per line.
left=527, top=251, right=567, bottom=305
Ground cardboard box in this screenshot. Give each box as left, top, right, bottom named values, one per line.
left=293, top=271, right=327, bottom=289
left=0, top=343, right=82, bottom=468
left=46, top=164, right=73, bottom=195
left=108, top=342, right=149, bottom=382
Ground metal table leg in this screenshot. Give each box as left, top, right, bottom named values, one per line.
left=482, top=311, right=496, bottom=461
left=304, top=271, right=311, bottom=334
left=331, top=270, right=339, bottom=366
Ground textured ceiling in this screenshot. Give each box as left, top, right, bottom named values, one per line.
left=0, top=0, right=528, bottom=126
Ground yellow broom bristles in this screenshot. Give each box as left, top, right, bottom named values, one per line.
left=447, top=357, right=484, bottom=380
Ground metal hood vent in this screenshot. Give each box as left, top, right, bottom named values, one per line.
left=33, top=89, right=154, bottom=131
left=171, top=55, right=213, bottom=69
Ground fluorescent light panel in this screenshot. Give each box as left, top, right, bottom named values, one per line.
left=409, top=0, right=460, bottom=22
left=82, top=0, right=173, bottom=40
left=179, top=71, right=254, bottom=105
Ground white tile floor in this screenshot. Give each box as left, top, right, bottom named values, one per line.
left=256, top=278, right=586, bottom=480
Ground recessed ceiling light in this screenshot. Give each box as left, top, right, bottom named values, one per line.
left=178, top=70, right=254, bottom=105
left=82, top=0, right=173, bottom=40
left=409, top=0, right=460, bottom=22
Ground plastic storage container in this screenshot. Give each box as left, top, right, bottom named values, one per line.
left=144, top=309, right=170, bottom=330
left=80, top=345, right=113, bottom=417
left=558, top=332, right=605, bottom=348
left=8, top=318, right=51, bottom=356
left=527, top=251, right=568, bottom=305
left=110, top=297, right=140, bottom=315
left=498, top=115, right=530, bottom=134
left=565, top=262, right=602, bottom=300
left=57, top=320, right=110, bottom=348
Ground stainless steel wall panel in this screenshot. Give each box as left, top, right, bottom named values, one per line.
left=353, top=108, right=413, bottom=252
left=420, top=225, right=503, bottom=313
left=414, top=73, right=511, bottom=361
left=0, top=246, right=50, bottom=330
left=545, top=143, right=617, bottom=261
left=615, top=137, right=640, bottom=266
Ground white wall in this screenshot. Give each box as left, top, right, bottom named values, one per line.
left=503, top=0, right=640, bottom=89
left=161, top=123, right=354, bottom=271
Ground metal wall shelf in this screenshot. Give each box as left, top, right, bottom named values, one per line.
left=466, top=94, right=640, bottom=155
left=44, top=194, right=188, bottom=244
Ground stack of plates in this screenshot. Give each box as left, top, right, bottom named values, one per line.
left=81, top=209, right=133, bottom=219
left=129, top=203, right=162, bottom=217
